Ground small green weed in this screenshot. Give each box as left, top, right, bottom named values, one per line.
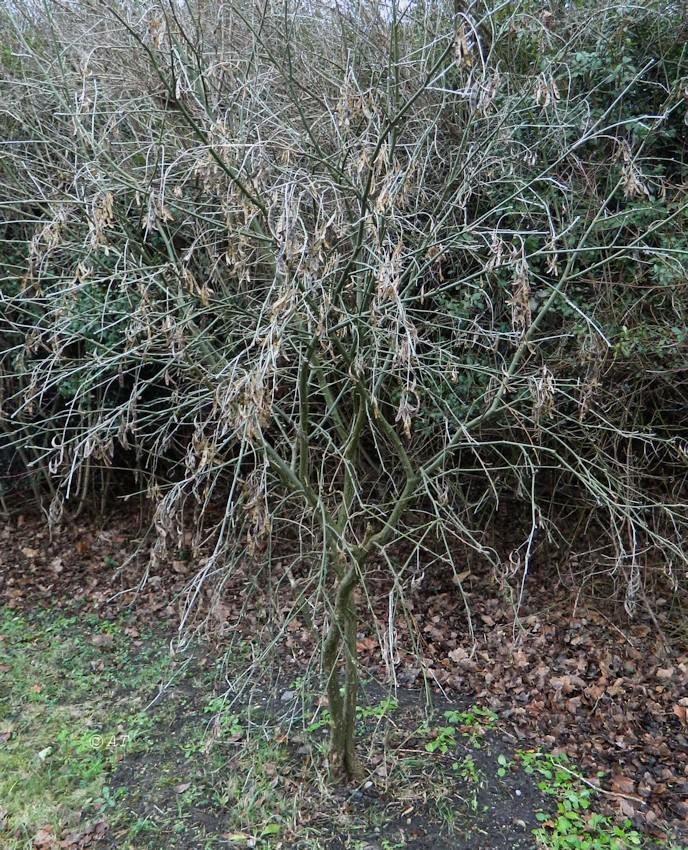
left=203, top=696, right=244, bottom=738
left=94, top=785, right=125, bottom=811
left=519, top=751, right=644, bottom=850
left=449, top=755, right=485, bottom=814
left=424, top=705, right=498, bottom=754
left=359, top=696, right=399, bottom=721
left=453, top=755, right=480, bottom=782
left=307, top=695, right=398, bottom=733
left=380, top=839, right=406, bottom=850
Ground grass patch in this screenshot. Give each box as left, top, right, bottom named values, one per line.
left=0, top=607, right=168, bottom=847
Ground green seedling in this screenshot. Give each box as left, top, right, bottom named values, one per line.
left=95, top=785, right=124, bottom=811
left=425, top=705, right=498, bottom=754
left=453, top=755, right=480, bottom=782
left=358, top=696, right=399, bottom=721
left=519, top=751, right=644, bottom=850
left=307, top=696, right=398, bottom=733
left=450, top=755, right=485, bottom=813
left=203, top=697, right=244, bottom=738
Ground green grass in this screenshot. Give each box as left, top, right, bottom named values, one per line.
left=0, top=607, right=168, bottom=848
left=0, top=605, right=243, bottom=848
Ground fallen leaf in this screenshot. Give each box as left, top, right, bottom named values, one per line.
left=174, top=782, right=191, bottom=794
left=75, top=539, right=90, bottom=555
left=619, top=797, right=636, bottom=818
left=607, top=678, right=624, bottom=696
left=452, top=570, right=472, bottom=584
left=211, top=601, right=230, bottom=625
left=584, top=683, right=605, bottom=701
left=566, top=696, right=582, bottom=715
left=449, top=647, right=469, bottom=663
left=550, top=674, right=586, bottom=694
left=611, top=774, right=636, bottom=795
left=32, top=827, right=56, bottom=848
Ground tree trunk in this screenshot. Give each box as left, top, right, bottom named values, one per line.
left=322, top=558, right=364, bottom=782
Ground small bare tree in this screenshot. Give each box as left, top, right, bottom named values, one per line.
left=1, top=0, right=686, bottom=779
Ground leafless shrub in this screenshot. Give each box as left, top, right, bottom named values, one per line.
left=1, top=0, right=686, bottom=777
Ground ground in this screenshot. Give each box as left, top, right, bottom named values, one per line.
left=0, top=507, right=686, bottom=850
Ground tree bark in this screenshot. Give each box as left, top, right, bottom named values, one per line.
left=322, top=557, right=364, bottom=782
